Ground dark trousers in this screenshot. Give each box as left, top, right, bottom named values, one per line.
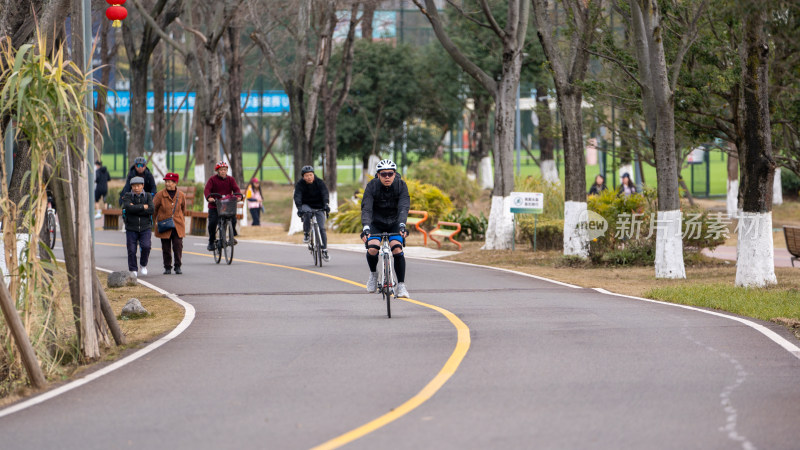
left=126, top=229, right=152, bottom=271
left=207, top=208, right=238, bottom=244
left=249, top=207, right=261, bottom=226
left=161, top=229, right=183, bottom=270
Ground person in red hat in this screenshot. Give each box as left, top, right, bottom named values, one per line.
left=245, top=177, right=264, bottom=226
left=153, top=172, right=186, bottom=274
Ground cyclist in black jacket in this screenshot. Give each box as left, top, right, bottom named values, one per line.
left=360, top=159, right=411, bottom=298
left=294, top=165, right=331, bottom=261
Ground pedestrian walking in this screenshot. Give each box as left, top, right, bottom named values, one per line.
left=588, top=174, right=607, bottom=196
left=618, top=173, right=637, bottom=197
left=95, top=160, right=110, bottom=219
left=153, top=172, right=186, bottom=275
left=245, top=177, right=264, bottom=226
left=121, top=176, right=153, bottom=277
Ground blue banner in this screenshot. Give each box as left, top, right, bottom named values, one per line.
left=98, top=91, right=290, bottom=114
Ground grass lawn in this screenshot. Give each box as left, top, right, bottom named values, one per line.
left=101, top=148, right=733, bottom=198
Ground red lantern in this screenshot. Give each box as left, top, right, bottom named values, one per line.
left=106, top=0, right=126, bottom=4
left=105, top=5, right=127, bottom=28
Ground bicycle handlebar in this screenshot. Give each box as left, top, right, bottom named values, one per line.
left=207, top=192, right=244, bottom=201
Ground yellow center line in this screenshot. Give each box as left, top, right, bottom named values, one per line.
left=97, top=241, right=471, bottom=448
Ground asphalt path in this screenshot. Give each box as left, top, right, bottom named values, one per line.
left=2, top=230, right=800, bottom=449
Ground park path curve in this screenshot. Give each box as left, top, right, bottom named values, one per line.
left=0, top=230, right=799, bottom=449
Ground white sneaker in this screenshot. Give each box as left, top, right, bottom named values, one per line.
left=395, top=282, right=409, bottom=298
left=322, top=250, right=330, bottom=262
left=366, top=272, right=378, bottom=293
left=131, top=271, right=137, bottom=278
left=140, top=266, right=147, bottom=276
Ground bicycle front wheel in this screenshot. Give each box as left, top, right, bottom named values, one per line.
left=384, top=253, right=392, bottom=318
left=314, top=224, right=323, bottom=267
left=224, top=220, right=235, bottom=265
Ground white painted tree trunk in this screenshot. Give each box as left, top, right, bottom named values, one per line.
left=482, top=196, right=514, bottom=249
left=151, top=150, right=168, bottom=184
left=288, top=202, right=303, bottom=235
left=540, top=159, right=559, bottom=184
left=194, top=165, right=205, bottom=185
left=726, top=179, right=739, bottom=218
left=619, top=164, right=633, bottom=183
left=329, top=190, right=338, bottom=213
left=655, top=210, right=686, bottom=279
left=478, top=156, right=493, bottom=190
left=735, top=212, right=777, bottom=287
left=563, top=201, right=588, bottom=258
left=362, top=154, right=381, bottom=186
left=773, top=168, right=783, bottom=206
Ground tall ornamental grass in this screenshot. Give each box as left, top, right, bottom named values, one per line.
left=0, top=31, right=93, bottom=392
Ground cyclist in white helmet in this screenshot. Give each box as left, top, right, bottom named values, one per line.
left=360, top=159, right=411, bottom=298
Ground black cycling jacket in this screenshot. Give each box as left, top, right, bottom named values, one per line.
left=361, top=173, right=410, bottom=228
left=294, top=177, right=329, bottom=210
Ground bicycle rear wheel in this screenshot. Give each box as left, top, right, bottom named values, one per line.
left=384, top=253, right=392, bottom=318
left=45, top=211, right=56, bottom=249
left=224, top=220, right=235, bottom=265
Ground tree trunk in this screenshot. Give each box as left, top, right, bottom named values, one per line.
left=287, top=82, right=310, bottom=180
left=151, top=42, right=166, bottom=181
left=8, top=140, right=31, bottom=227
left=559, top=90, right=589, bottom=257
left=227, top=25, right=244, bottom=186
left=736, top=7, right=776, bottom=287
left=0, top=270, right=45, bottom=388
left=627, top=0, right=685, bottom=279
left=466, top=98, right=491, bottom=179
left=483, top=59, right=520, bottom=250
left=535, top=80, right=558, bottom=184
left=69, top=0, right=100, bottom=360
left=95, top=17, right=117, bottom=160
left=128, top=56, right=149, bottom=166
left=532, top=0, right=598, bottom=258
left=727, top=145, right=739, bottom=217
left=362, top=1, right=376, bottom=42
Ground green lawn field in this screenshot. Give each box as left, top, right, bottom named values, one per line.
left=102, top=149, right=729, bottom=197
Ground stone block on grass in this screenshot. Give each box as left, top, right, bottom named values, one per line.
left=108, top=271, right=137, bottom=288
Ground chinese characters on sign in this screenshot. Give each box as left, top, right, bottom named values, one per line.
left=509, top=192, right=544, bottom=214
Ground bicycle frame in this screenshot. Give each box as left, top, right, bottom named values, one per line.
left=208, top=192, right=243, bottom=264
left=375, top=234, right=396, bottom=296
left=305, top=209, right=325, bottom=267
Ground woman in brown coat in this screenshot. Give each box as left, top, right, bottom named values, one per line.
left=153, top=172, right=187, bottom=274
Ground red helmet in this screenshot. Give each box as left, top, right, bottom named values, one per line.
left=215, top=161, right=229, bottom=171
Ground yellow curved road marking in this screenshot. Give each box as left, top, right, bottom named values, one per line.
left=97, top=241, right=471, bottom=448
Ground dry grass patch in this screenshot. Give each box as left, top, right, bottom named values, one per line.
left=0, top=270, right=183, bottom=408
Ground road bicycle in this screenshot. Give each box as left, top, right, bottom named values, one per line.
left=208, top=193, right=243, bottom=265
left=44, top=199, right=57, bottom=249
left=372, top=233, right=397, bottom=318
left=304, top=209, right=327, bottom=267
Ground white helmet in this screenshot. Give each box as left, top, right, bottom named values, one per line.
left=375, top=159, right=397, bottom=174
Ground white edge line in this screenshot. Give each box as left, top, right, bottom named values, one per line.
left=0, top=265, right=196, bottom=419
left=592, top=287, right=800, bottom=360
left=419, top=258, right=583, bottom=289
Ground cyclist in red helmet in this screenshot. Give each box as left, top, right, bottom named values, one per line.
left=204, top=161, right=242, bottom=251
